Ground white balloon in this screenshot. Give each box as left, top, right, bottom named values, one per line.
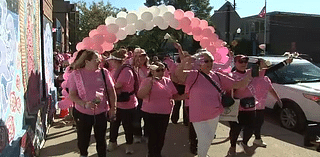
left=107, top=23, right=119, bottom=34
left=150, top=6, right=160, bottom=17
left=158, top=4, right=168, bottom=16
left=116, top=29, right=127, bottom=40
left=163, top=12, right=174, bottom=22
left=126, top=12, right=138, bottom=24
left=115, top=17, right=127, bottom=28
left=125, top=24, right=136, bottom=35
left=158, top=22, right=169, bottom=30
left=153, top=16, right=164, bottom=26
left=105, top=16, right=116, bottom=25
left=141, top=12, right=153, bottom=22
left=117, top=11, right=127, bottom=18
left=135, top=20, right=146, bottom=31
left=167, top=5, right=175, bottom=13
left=139, top=6, right=148, bottom=13
left=145, top=21, right=154, bottom=31
left=169, top=19, right=179, bottom=29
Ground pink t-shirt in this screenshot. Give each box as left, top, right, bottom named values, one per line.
left=141, top=77, right=178, bottom=114
left=68, top=68, right=114, bottom=115
left=136, top=65, right=149, bottom=84
left=232, top=70, right=268, bottom=111
left=185, top=70, right=234, bottom=122
left=113, top=67, right=138, bottom=109
left=253, top=76, right=272, bottom=110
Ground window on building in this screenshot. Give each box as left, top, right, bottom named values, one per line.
left=255, top=22, right=259, bottom=33
left=260, top=22, right=265, bottom=31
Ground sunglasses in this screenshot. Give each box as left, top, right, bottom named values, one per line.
left=238, top=59, right=248, bottom=64
left=204, top=60, right=214, bottom=63
left=155, top=69, right=165, bottom=72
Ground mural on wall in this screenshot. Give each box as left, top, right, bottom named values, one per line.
left=19, top=0, right=42, bottom=114
left=0, top=0, right=25, bottom=150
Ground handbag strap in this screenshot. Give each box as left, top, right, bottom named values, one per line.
left=101, top=69, right=110, bottom=108
left=199, top=71, right=223, bottom=94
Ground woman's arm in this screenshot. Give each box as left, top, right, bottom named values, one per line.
left=69, top=90, right=86, bottom=108
left=175, top=56, right=193, bottom=84
left=137, top=78, right=153, bottom=99
left=269, top=86, right=283, bottom=108
left=107, top=85, right=117, bottom=117
left=232, top=72, right=252, bottom=89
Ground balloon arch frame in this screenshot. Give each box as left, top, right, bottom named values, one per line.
left=76, top=4, right=230, bottom=64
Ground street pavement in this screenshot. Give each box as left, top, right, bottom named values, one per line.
left=40, top=109, right=320, bottom=157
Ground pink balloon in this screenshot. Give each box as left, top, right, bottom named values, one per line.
left=182, top=25, right=192, bottom=34
left=208, top=26, right=215, bottom=33
left=62, top=89, right=69, bottom=97
left=82, top=37, right=94, bottom=46
left=61, top=81, right=67, bottom=89
left=212, top=40, right=222, bottom=48
left=184, top=11, right=195, bottom=18
left=76, top=42, right=84, bottom=51
left=202, top=27, right=214, bottom=37
left=192, top=27, right=202, bottom=36
left=179, top=17, right=191, bottom=28
left=193, top=35, right=203, bottom=41
left=97, top=25, right=108, bottom=34
left=174, top=9, right=185, bottom=20
left=206, top=46, right=216, bottom=54
left=187, top=31, right=193, bottom=36
left=191, top=18, right=200, bottom=28
left=213, top=53, right=222, bottom=62
left=58, top=98, right=73, bottom=109
left=105, top=33, right=117, bottom=43
left=208, top=33, right=219, bottom=42
left=89, top=29, right=99, bottom=37
left=101, top=42, right=114, bottom=52
left=217, top=47, right=229, bottom=56
left=199, top=20, right=208, bottom=29
left=92, top=34, right=105, bottom=45
left=200, top=38, right=210, bottom=48
left=91, top=44, right=103, bottom=54
left=220, top=55, right=229, bottom=64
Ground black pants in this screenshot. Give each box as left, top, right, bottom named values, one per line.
left=254, top=109, right=265, bottom=139
left=171, top=100, right=189, bottom=124
left=143, top=112, right=170, bottom=157
left=109, top=108, right=135, bottom=144
left=133, top=99, right=147, bottom=137
left=229, top=111, right=255, bottom=147
left=73, top=108, right=107, bottom=157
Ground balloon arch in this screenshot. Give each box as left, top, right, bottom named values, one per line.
left=76, top=4, right=230, bottom=64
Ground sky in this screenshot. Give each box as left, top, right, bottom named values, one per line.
left=78, top=0, right=320, bottom=18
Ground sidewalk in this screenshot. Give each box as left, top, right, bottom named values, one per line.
left=40, top=113, right=320, bottom=157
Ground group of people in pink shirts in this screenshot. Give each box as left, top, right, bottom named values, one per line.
left=65, top=42, right=292, bottom=157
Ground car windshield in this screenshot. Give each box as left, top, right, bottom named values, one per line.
left=273, top=63, right=320, bottom=84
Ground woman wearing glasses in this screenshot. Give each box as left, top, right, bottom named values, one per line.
left=175, top=50, right=251, bottom=157
left=137, top=61, right=187, bottom=157
left=68, top=49, right=117, bottom=157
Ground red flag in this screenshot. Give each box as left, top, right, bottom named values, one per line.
left=258, top=6, right=266, bottom=18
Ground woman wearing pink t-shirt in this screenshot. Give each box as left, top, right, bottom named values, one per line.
left=227, top=55, right=281, bottom=156
left=175, top=50, right=251, bottom=157
left=68, top=49, right=117, bottom=157
left=137, top=61, right=187, bottom=157
left=132, top=48, right=150, bottom=142
left=107, top=49, right=138, bottom=154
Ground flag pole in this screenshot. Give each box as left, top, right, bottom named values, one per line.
left=263, top=0, right=267, bottom=55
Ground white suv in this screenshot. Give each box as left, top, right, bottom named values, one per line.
left=248, top=56, right=320, bottom=132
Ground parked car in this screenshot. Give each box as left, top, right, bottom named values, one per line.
left=248, top=56, right=320, bottom=132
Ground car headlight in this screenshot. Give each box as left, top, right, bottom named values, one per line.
left=303, top=93, right=320, bottom=102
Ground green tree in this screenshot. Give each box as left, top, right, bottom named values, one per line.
left=75, top=1, right=126, bottom=42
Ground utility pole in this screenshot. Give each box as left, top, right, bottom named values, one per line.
left=226, top=2, right=230, bottom=44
